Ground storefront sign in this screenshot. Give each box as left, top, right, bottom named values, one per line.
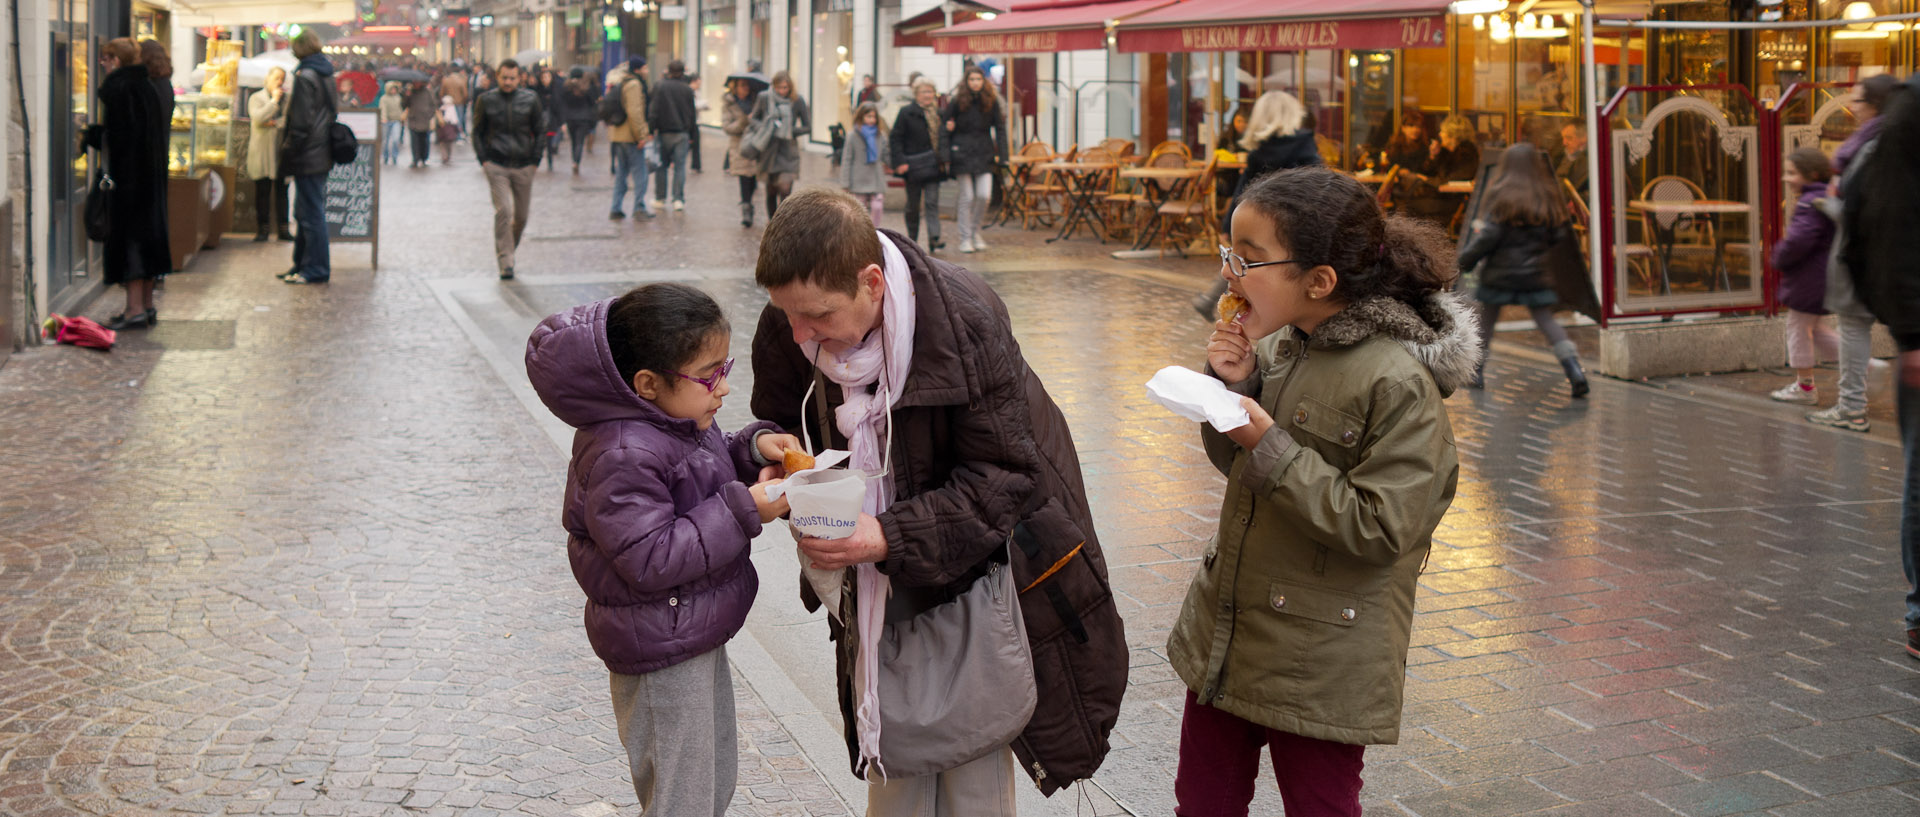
left=660, top=4, right=687, bottom=20
left=932, top=28, right=1103, bottom=55
left=1119, top=14, right=1446, bottom=53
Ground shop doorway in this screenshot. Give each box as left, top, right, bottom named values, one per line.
left=47, top=3, right=96, bottom=311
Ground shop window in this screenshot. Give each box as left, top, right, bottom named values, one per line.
left=811, top=11, right=853, bottom=143
left=1824, top=0, right=1897, bottom=82
left=1304, top=50, right=1347, bottom=168
left=1349, top=50, right=1396, bottom=170
left=1456, top=15, right=1511, bottom=146
left=1514, top=19, right=1578, bottom=158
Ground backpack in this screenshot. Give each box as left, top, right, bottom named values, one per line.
left=596, top=78, right=632, bottom=126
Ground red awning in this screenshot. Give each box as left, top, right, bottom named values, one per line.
left=930, top=0, right=1180, bottom=55
left=894, top=0, right=1006, bottom=48
left=328, top=31, right=428, bottom=49
left=1115, top=0, right=1450, bottom=54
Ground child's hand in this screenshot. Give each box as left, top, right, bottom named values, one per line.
left=1224, top=397, right=1276, bottom=450
left=1207, top=320, right=1256, bottom=385
left=757, top=433, right=804, bottom=465
left=750, top=479, right=791, bottom=524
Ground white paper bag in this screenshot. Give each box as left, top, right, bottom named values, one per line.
left=1145, top=366, right=1252, bottom=432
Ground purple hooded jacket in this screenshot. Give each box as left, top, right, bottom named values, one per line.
left=1772, top=181, right=1834, bottom=315
left=525, top=297, right=776, bottom=675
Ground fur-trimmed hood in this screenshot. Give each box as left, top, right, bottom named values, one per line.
left=1310, top=291, right=1483, bottom=396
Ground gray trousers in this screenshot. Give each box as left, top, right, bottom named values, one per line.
left=609, top=646, right=736, bottom=817
left=1835, top=309, right=1876, bottom=415
left=483, top=163, right=536, bottom=273
left=866, top=745, right=1017, bottom=817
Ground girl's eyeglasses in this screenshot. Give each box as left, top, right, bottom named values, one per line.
left=667, top=357, right=734, bottom=393
left=1218, top=245, right=1296, bottom=279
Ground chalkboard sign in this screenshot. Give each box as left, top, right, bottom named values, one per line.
left=322, top=110, right=381, bottom=266
left=325, top=143, right=376, bottom=239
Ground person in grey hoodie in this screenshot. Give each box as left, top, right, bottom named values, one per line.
left=838, top=101, right=890, bottom=226
left=524, top=282, right=800, bottom=816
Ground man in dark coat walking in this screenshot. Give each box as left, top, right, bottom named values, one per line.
left=471, top=59, right=545, bottom=280
left=648, top=59, right=699, bottom=211
left=279, top=29, right=338, bottom=285
left=749, top=189, right=1126, bottom=808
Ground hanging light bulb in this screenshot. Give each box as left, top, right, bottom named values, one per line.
left=1472, top=14, right=1484, bottom=31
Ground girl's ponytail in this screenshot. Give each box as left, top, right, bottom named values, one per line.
left=1236, top=168, right=1456, bottom=307
left=1376, top=215, right=1455, bottom=303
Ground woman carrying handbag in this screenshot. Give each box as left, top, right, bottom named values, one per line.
left=85, top=37, right=172, bottom=330
left=889, top=79, right=948, bottom=250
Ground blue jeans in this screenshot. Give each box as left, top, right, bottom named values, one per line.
left=1900, top=346, right=1920, bottom=629
left=611, top=141, right=652, bottom=215
left=654, top=132, right=690, bottom=203
left=291, top=173, right=329, bottom=281
left=383, top=121, right=405, bottom=164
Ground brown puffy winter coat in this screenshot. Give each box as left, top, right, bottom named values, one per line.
left=750, top=230, right=1127, bottom=795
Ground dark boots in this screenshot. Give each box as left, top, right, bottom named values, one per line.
left=1554, top=341, right=1590, bottom=399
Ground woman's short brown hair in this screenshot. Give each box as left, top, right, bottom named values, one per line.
left=103, top=38, right=140, bottom=68
left=754, top=188, right=883, bottom=295
left=139, top=39, right=171, bottom=80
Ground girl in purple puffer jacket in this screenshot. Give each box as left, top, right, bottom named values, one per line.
left=1770, top=147, right=1840, bottom=405
left=524, top=283, right=800, bottom=817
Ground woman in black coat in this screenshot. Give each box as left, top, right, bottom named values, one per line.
left=85, top=37, right=172, bottom=330
left=555, top=67, right=598, bottom=174
left=889, top=79, right=949, bottom=249
left=942, top=66, right=1007, bottom=253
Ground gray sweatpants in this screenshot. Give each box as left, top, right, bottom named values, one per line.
left=609, top=646, right=737, bottom=817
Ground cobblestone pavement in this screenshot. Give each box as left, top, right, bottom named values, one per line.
left=5, top=133, right=1919, bottom=817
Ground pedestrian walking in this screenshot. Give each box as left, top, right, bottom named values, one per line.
left=721, top=75, right=763, bottom=227
left=1770, top=147, right=1841, bottom=406
left=607, top=57, right=655, bottom=220
left=279, top=29, right=338, bottom=285
left=247, top=67, right=292, bottom=244
left=405, top=80, right=436, bottom=167
left=441, top=65, right=470, bottom=137
left=648, top=59, right=698, bottom=212
left=85, top=36, right=171, bottom=329
left=471, top=59, right=545, bottom=281
left=1809, top=73, right=1900, bottom=433
left=434, top=94, right=459, bottom=165
left=943, top=66, right=1007, bottom=253
left=889, top=79, right=947, bottom=250
left=749, top=188, right=1128, bottom=810
left=1838, top=74, right=1920, bottom=661
left=839, top=101, right=889, bottom=225
left=555, top=67, right=598, bottom=175
left=1182, top=167, right=1475, bottom=816
left=1193, top=88, right=1321, bottom=317
left=1456, top=143, right=1588, bottom=396
left=747, top=71, right=809, bottom=218
left=531, top=67, right=562, bottom=171
left=524, top=283, right=797, bottom=817
left=378, top=80, right=406, bottom=165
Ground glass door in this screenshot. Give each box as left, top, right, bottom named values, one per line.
left=47, top=0, right=93, bottom=304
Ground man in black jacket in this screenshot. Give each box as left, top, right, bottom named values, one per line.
left=279, top=29, right=338, bottom=285
left=471, top=59, right=545, bottom=280
left=647, top=59, right=698, bottom=211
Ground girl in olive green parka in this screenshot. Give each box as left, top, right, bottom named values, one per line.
left=1174, top=167, right=1480, bottom=816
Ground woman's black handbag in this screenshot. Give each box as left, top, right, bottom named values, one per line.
left=83, top=169, right=114, bottom=242
left=902, top=150, right=943, bottom=183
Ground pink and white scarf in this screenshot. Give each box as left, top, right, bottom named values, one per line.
left=801, top=232, right=915, bottom=780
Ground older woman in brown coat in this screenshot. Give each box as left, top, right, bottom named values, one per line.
left=722, top=76, right=763, bottom=227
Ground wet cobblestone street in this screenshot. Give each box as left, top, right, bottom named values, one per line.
left=3, top=135, right=1917, bottom=816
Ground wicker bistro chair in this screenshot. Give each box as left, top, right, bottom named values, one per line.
left=1560, top=177, right=1654, bottom=293
left=1099, top=138, right=1135, bottom=159
left=1018, top=142, right=1075, bottom=230
left=1154, top=155, right=1221, bottom=256
left=1147, top=140, right=1192, bottom=162
left=1635, top=175, right=1723, bottom=294
left=1103, top=149, right=1192, bottom=242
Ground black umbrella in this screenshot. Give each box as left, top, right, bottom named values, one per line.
left=379, top=67, right=431, bottom=83
left=724, top=71, right=769, bottom=92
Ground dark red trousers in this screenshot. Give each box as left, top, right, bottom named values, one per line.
left=1173, top=690, right=1367, bottom=817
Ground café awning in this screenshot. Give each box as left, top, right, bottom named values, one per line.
left=167, top=0, right=355, bottom=26
left=930, top=0, right=1179, bottom=55
left=894, top=0, right=1006, bottom=48
left=328, top=30, right=428, bottom=49
left=1114, top=0, right=1450, bottom=53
